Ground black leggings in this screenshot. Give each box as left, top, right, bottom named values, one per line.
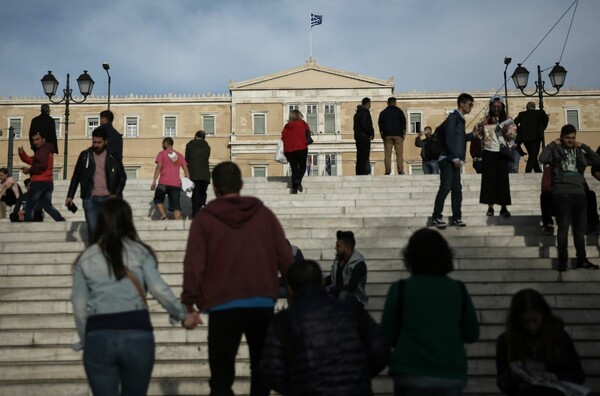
left=285, top=149, right=308, bottom=188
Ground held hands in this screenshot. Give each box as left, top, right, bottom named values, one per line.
left=182, top=311, right=202, bottom=329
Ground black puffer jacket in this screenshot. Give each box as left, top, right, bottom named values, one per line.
left=260, top=286, right=389, bottom=396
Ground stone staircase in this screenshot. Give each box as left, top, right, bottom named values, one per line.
left=0, top=174, right=599, bottom=395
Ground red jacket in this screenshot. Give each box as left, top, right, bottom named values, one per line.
left=19, top=142, right=54, bottom=182
left=182, top=196, right=293, bottom=312
left=281, top=120, right=309, bottom=153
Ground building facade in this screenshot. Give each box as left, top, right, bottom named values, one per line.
left=2, top=59, right=599, bottom=180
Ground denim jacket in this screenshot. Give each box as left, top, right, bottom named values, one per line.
left=71, top=238, right=186, bottom=349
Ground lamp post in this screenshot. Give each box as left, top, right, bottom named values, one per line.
left=511, top=62, right=567, bottom=147
left=511, top=62, right=567, bottom=111
left=102, top=62, right=111, bottom=110
left=41, top=70, right=95, bottom=180
left=503, top=56, right=512, bottom=115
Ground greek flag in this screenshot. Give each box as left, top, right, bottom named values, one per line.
left=311, top=13, right=322, bottom=27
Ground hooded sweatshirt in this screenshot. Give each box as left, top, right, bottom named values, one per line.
left=181, top=196, right=293, bottom=312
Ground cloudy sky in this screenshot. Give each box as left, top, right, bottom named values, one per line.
left=1, top=0, right=598, bottom=98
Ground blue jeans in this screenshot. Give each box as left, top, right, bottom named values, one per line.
left=422, top=160, right=440, bottom=175
left=25, top=182, right=64, bottom=222
left=84, top=329, right=155, bottom=396
left=432, top=159, right=462, bottom=220
left=83, top=196, right=110, bottom=242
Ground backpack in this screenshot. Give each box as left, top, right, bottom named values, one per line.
left=425, top=119, right=447, bottom=160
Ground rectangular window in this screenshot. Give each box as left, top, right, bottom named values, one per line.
left=202, top=114, right=216, bottom=136
left=164, top=116, right=177, bottom=137
left=86, top=117, right=99, bottom=137
left=566, top=109, right=580, bottom=130
left=324, top=104, right=335, bottom=134
left=306, top=104, right=318, bottom=133
left=52, top=168, right=61, bottom=180
left=325, top=153, right=337, bottom=176
left=53, top=117, right=61, bottom=139
left=307, top=153, right=319, bottom=176
left=253, top=113, right=266, bottom=135
left=409, top=163, right=424, bottom=175
left=125, top=116, right=139, bottom=138
left=252, top=165, right=267, bottom=177
left=8, top=118, right=22, bottom=139
left=409, top=112, right=422, bottom=134
left=124, top=166, right=138, bottom=180
left=288, top=103, right=300, bottom=114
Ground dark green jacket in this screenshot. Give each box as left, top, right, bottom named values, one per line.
left=185, top=138, right=211, bottom=182
left=380, top=275, right=479, bottom=381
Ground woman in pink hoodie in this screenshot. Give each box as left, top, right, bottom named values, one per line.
left=281, top=110, right=310, bottom=194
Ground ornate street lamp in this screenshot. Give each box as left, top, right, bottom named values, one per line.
left=41, top=70, right=94, bottom=179
left=511, top=62, right=567, bottom=111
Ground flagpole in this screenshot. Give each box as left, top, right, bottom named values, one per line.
left=309, top=11, right=313, bottom=59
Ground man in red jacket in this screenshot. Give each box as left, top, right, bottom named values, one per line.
left=182, top=161, right=293, bottom=396
left=18, top=132, right=65, bottom=222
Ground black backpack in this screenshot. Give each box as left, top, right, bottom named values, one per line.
left=425, top=119, right=447, bottom=160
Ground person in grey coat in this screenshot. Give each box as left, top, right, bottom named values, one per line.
left=185, top=130, right=211, bottom=216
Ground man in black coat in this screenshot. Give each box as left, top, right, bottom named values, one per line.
left=99, top=110, right=123, bottom=162
left=514, top=101, right=549, bottom=173
left=353, top=97, right=375, bottom=175
left=185, top=130, right=211, bottom=216
left=260, top=260, right=389, bottom=396
left=29, top=104, right=58, bottom=154
left=66, top=127, right=126, bottom=242
left=378, top=97, right=407, bottom=175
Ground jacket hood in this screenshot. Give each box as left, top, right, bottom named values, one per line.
left=284, top=120, right=303, bottom=129
left=187, top=139, right=209, bottom=148
left=204, top=196, right=264, bottom=228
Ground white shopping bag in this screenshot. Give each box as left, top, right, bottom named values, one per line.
left=275, top=140, right=288, bottom=164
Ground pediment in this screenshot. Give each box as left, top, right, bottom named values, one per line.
left=229, top=58, right=394, bottom=91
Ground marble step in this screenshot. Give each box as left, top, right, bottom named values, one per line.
left=2, top=323, right=599, bottom=347
left=0, top=258, right=576, bottom=277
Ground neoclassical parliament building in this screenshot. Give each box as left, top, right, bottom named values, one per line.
left=2, top=58, right=600, bottom=180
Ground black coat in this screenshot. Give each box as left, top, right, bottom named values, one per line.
left=260, top=286, right=389, bottom=396
left=67, top=148, right=127, bottom=200
left=353, top=106, right=375, bottom=139
left=378, top=105, right=406, bottom=138
left=29, top=113, right=58, bottom=154
left=514, top=109, right=549, bottom=143
left=185, top=139, right=211, bottom=182
left=98, top=123, right=123, bottom=162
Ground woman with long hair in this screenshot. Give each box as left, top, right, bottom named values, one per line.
left=380, top=228, right=479, bottom=396
left=71, top=198, right=198, bottom=395
left=281, top=109, right=310, bottom=194
left=475, top=95, right=516, bottom=217
left=496, top=289, right=585, bottom=395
